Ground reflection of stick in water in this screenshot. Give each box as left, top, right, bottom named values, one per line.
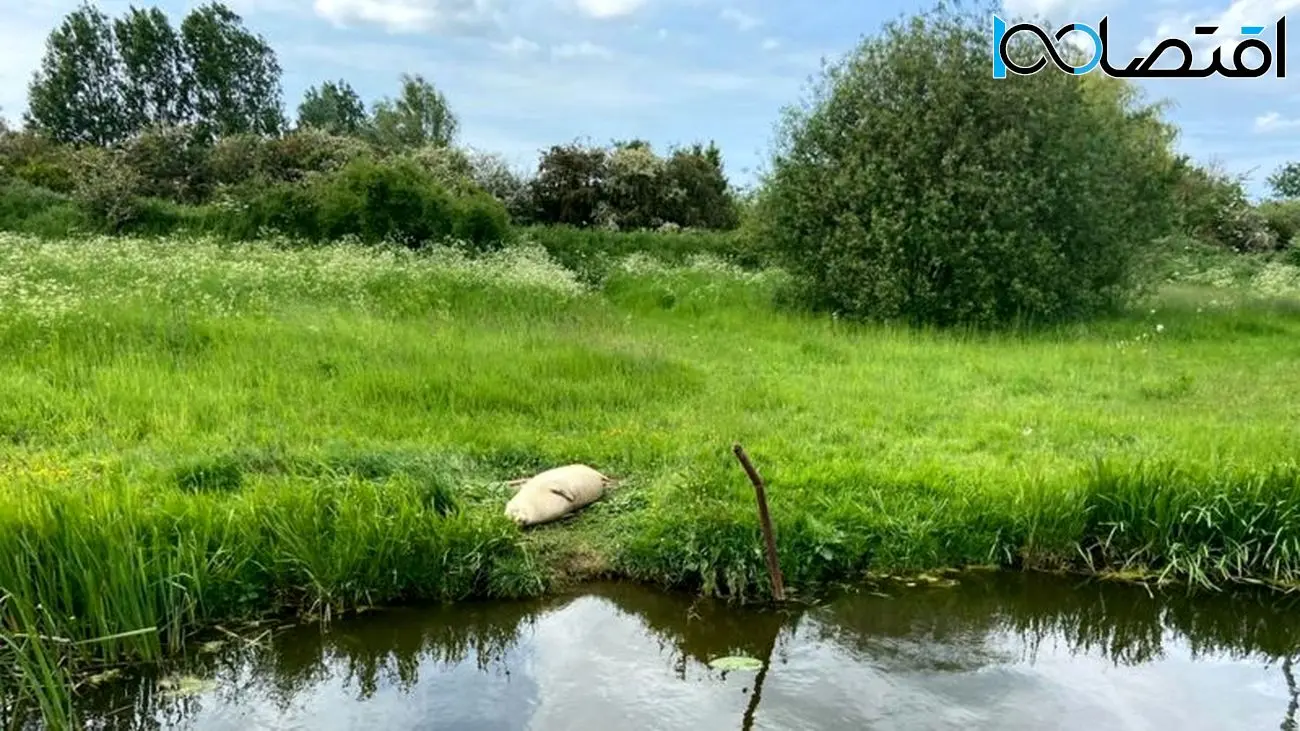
left=741, top=612, right=800, bottom=731
left=1283, top=655, right=1298, bottom=731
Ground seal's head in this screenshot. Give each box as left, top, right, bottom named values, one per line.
left=504, top=497, right=533, bottom=527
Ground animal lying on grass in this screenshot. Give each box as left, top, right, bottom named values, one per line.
left=504, top=464, right=614, bottom=527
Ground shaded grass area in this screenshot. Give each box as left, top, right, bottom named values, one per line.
left=3, top=233, right=1300, bottom=723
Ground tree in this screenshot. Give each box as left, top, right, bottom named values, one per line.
left=756, top=1, right=1181, bottom=328
left=466, top=148, right=534, bottom=223
left=602, top=140, right=665, bottom=229
left=1269, top=162, right=1300, bottom=199
left=114, top=6, right=188, bottom=131
left=663, top=141, right=739, bottom=229
left=297, top=80, right=369, bottom=136
left=26, top=2, right=285, bottom=144
left=180, top=2, right=285, bottom=139
left=25, top=2, right=128, bottom=145
left=368, top=74, right=458, bottom=151
left=530, top=141, right=607, bottom=226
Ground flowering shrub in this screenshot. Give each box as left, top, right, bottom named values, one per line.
left=70, top=147, right=145, bottom=231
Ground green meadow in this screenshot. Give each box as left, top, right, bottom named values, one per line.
left=3, top=233, right=1300, bottom=625
left=3, top=230, right=1300, bottom=723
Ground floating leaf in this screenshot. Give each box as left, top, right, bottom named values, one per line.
left=709, top=656, right=763, bottom=672
left=159, top=675, right=217, bottom=698
left=85, top=669, right=122, bottom=686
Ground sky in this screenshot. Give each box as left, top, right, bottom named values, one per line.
left=0, top=0, right=1296, bottom=198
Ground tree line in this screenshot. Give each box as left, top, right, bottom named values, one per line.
left=4, top=1, right=740, bottom=238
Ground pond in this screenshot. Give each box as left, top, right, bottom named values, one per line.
left=67, top=572, right=1300, bottom=730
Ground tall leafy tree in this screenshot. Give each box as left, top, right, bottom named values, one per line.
left=297, top=80, right=369, bottom=136
left=180, top=2, right=285, bottom=139
left=25, top=1, right=128, bottom=145
left=368, top=73, right=458, bottom=151
left=114, top=6, right=188, bottom=131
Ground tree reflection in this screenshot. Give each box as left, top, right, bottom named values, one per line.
left=62, top=572, right=1300, bottom=730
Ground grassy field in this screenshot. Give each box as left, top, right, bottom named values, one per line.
left=3, top=231, right=1300, bottom=723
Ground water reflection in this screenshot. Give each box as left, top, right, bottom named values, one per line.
left=63, top=572, right=1300, bottom=730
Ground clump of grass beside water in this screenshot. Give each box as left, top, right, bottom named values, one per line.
left=2, top=232, right=1300, bottom=722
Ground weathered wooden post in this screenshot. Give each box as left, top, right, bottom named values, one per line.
left=732, top=443, right=785, bottom=602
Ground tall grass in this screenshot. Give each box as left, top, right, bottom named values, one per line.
left=2, top=232, right=1300, bottom=723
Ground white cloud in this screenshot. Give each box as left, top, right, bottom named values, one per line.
left=312, top=0, right=502, bottom=34
left=491, top=35, right=540, bottom=56
left=1143, top=0, right=1297, bottom=57
left=720, top=7, right=760, bottom=32
left=551, top=40, right=613, bottom=59
left=573, top=0, right=646, bottom=19
left=1000, top=0, right=1105, bottom=21
left=1254, top=111, right=1300, bottom=132
left=761, top=37, right=780, bottom=51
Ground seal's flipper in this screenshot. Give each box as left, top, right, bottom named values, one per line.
left=549, top=487, right=576, bottom=503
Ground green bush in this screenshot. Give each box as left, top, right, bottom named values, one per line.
left=121, top=124, right=213, bottom=203
left=755, top=5, right=1180, bottom=328
left=0, top=131, right=79, bottom=194
left=1258, top=199, right=1300, bottom=248
left=531, top=142, right=607, bottom=227
left=453, top=191, right=512, bottom=252
left=312, top=157, right=456, bottom=246
left=1173, top=161, right=1278, bottom=252
left=0, top=180, right=90, bottom=235
left=120, top=197, right=224, bottom=237
left=208, top=133, right=270, bottom=187
left=264, top=128, right=373, bottom=183
left=69, top=147, right=145, bottom=232
left=404, top=144, right=477, bottom=194
left=662, top=143, right=740, bottom=231
left=217, top=178, right=321, bottom=240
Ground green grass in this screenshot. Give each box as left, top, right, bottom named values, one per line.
left=3, top=231, right=1300, bottom=724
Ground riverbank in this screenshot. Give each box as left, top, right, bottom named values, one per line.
left=3, top=232, right=1300, bottom=725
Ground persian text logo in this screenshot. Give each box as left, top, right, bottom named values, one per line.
left=991, top=15, right=1287, bottom=79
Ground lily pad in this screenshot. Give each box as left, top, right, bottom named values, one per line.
left=709, top=656, right=763, bottom=672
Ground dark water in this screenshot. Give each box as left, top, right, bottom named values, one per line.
left=69, top=572, right=1300, bottom=730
